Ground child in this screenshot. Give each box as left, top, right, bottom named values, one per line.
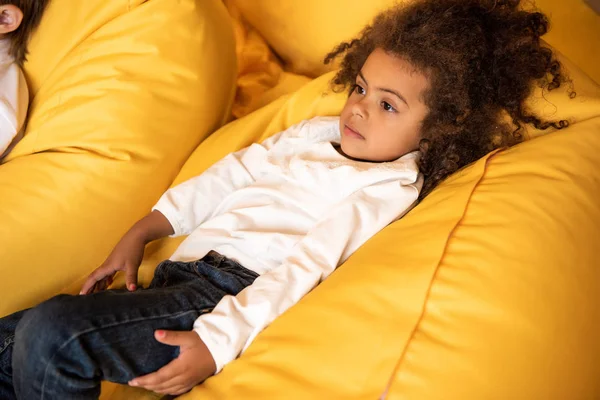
left=0, top=0, right=572, bottom=398
left=0, top=0, right=50, bottom=160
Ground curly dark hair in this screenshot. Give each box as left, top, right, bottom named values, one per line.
left=325, top=0, right=573, bottom=199
left=1, top=0, right=51, bottom=65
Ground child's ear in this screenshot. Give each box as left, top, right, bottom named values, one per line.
left=0, top=5, right=23, bottom=34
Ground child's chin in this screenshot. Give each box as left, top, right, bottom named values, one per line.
left=339, top=143, right=366, bottom=161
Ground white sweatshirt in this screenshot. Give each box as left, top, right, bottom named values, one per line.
left=0, top=40, right=28, bottom=158
left=153, top=116, right=422, bottom=372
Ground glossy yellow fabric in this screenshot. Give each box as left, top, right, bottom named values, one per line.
left=224, top=0, right=310, bottom=118
left=233, top=0, right=600, bottom=83
left=0, top=0, right=237, bottom=316
left=384, top=110, right=600, bottom=400
left=5, top=0, right=598, bottom=398
left=535, top=0, right=600, bottom=84
left=524, top=51, right=600, bottom=138
left=224, top=0, right=282, bottom=118
left=104, top=47, right=599, bottom=398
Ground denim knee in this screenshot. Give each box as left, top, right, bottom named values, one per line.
left=12, top=295, right=104, bottom=398
left=12, top=295, right=74, bottom=374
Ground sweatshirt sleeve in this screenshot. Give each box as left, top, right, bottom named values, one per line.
left=0, top=64, right=28, bottom=156
left=193, top=175, right=422, bottom=373
left=152, top=128, right=289, bottom=236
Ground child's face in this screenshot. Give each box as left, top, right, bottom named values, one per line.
left=339, top=48, right=429, bottom=162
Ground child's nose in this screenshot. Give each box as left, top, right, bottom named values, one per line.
left=351, top=98, right=368, bottom=119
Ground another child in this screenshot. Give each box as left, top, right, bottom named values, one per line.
left=0, top=0, right=572, bottom=398
left=0, top=0, right=50, bottom=159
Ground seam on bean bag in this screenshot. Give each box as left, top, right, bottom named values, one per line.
left=379, top=148, right=504, bottom=399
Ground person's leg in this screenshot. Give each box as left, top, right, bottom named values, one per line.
left=12, top=255, right=257, bottom=400
left=0, top=309, right=29, bottom=400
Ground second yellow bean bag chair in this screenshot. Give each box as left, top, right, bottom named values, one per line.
left=0, top=0, right=237, bottom=316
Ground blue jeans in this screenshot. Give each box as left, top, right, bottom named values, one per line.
left=0, top=251, right=258, bottom=400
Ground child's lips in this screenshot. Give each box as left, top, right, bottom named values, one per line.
left=343, top=124, right=365, bottom=139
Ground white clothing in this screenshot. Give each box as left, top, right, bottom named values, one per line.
left=153, top=116, right=422, bottom=372
left=0, top=39, right=28, bottom=158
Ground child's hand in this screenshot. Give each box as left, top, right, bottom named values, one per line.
left=80, top=232, right=146, bottom=295
left=128, top=330, right=217, bottom=396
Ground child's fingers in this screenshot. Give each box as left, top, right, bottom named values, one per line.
left=130, top=361, right=185, bottom=388
left=91, top=276, right=114, bottom=293
left=161, top=385, right=192, bottom=396
left=137, top=374, right=188, bottom=394
left=79, top=278, right=95, bottom=295
left=153, top=384, right=191, bottom=396
left=125, top=264, right=138, bottom=291
left=80, top=267, right=108, bottom=295
left=154, top=330, right=199, bottom=347
left=168, top=385, right=193, bottom=396
left=131, top=331, right=213, bottom=393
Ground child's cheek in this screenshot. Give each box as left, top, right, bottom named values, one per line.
left=339, top=105, right=350, bottom=126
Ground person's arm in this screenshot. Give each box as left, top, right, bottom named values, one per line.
left=126, top=210, right=176, bottom=243
left=81, top=121, right=310, bottom=294
left=80, top=210, right=174, bottom=294
left=79, top=134, right=277, bottom=294
left=0, top=64, right=28, bottom=158
left=193, top=176, right=422, bottom=373
left=152, top=123, right=300, bottom=236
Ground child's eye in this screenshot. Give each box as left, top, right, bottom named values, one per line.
left=381, top=101, right=396, bottom=113
left=354, top=84, right=366, bottom=95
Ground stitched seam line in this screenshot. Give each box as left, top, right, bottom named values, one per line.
left=0, top=335, right=14, bottom=355
left=39, top=309, right=200, bottom=399
left=380, top=150, right=503, bottom=399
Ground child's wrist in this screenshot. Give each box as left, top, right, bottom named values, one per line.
left=127, top=211, right=174, bottom=244
left=127, top=225, right=152, bottom=244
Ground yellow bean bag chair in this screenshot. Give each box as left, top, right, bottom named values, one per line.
left=104, top=43, right=600, bottom=400
left=4, top=0, right=600, bottom=399
left=0, top=0, right=236, bottom=316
